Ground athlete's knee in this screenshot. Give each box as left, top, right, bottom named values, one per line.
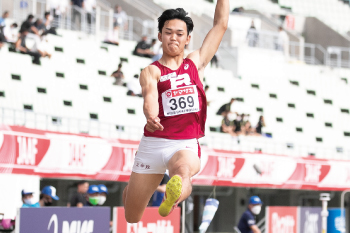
left=125, top=211, right=142, bottom=223
left=172, top=164, right=193, bottom=177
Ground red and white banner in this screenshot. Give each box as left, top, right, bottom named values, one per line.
left=265, top=206, right=322, bottom=233
left=112, top=207, right=180, bottom=233
left=266, top=207, right=298, bottom=233
left=1, top=125, right=350, bottom=190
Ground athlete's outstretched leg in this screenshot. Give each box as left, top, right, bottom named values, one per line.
left=124, top=172, right=163, bottom=223
left=158, top=150, right=200, bottom=216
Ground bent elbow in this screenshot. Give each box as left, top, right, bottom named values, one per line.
left=214, top=21, right=228, bottom=31
left=221, top=23, right=228, bottom=31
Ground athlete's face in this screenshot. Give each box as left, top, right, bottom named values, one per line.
left=159, top=19, right=191, bottom=56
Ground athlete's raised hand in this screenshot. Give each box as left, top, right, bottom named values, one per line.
left=145, top=117, right=164, bottom=132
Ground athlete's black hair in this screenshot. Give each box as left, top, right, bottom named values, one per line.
left=158, top=8, right=194, bottom=35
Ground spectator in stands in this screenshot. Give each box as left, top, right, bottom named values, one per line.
left=97, top=184, right=108, bottom=206
left=150, top=38, right=157, bottom=49
left=232, top=7, right=244, bottom=13
left=69, top=180, right=89, bottom=207
left=31, top=31, right=52, bottom=59
left=21, top=189, right=40, bottom=208
left=4, top=23, right=18, bottom=43
left=111, top=63, right=124, bottom=85
left=242, top=120, right=254, bottom=136
left=84, top=0, right=96, bottom=33
left=233, top=113, right=244, bottom=135
left=39, top=186, right=59, bottom=207
left=34, top=18, right=45, bottom=32
left=242, top=114, right=250, bottom=126
left=255, top=115, right=265, bottom=135
left=247, top=20, right=258, bottom=47
left=127, top=74, right=142, bottom=97
left=104, top=23, right=119, bottom=46
left=211, top=51, right=219, bottom=68
left=237, top=196, right=262, bottom=233
left=221, top=112, right=236, bottom=136
left=150, top=173, right=170, bottom=207
left=0, top=28, right=4, bottom=49
left=0, top=11, right=9, bottom=46
left=152, top=39, right=163, bottom=62
left=216, top=98, right=235, bottom=115
left=71, top=0, right=84, bottom=30
left=276, top=26, right=289, bottom=52
left=20, top=14, right=39, bottom=36
left=114, top=5, right=128, bottom=37
left=0, top=11, right=9, bottom=27
left=15, top=28, right=42, bottom=65
left=43, top=11, right=57, bottom=35
left=50, top=0, right=69, bottom=23
left=97, top=184, right=112, bottom=227
left=71, top=0, right=84, bottom=11
left=133, top=36, right=155, bottom=58
left=86, top=185, right=100, bottom=206
left=47, top=0, right=59, bottom=18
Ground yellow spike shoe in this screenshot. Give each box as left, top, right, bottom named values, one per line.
left=158, top=175, right=182, bottom=217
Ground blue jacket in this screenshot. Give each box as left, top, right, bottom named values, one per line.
left=237, top=209, right=256, bottom=233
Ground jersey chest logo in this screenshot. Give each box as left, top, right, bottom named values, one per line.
left=169, top=73, right=192, bottom=89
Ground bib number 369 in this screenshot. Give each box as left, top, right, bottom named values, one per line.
left=162, top=85, right=200, bottom=117
left=169, top=96, right=194, bottom=110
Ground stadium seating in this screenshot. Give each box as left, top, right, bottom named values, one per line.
left=1, top=28, right=350, bottom=159
left=154, top=0, right=285, bottom=15
left=157, top=0, right=350, bottom=35
left=278, top=0, right=350, bottom=34
left=185, top=0, right=350, bottom=35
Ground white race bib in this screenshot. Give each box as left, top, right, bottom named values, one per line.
left=162, top=85, right=200, bottom=117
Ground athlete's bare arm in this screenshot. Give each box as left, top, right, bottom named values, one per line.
left=187, top=0, right=229, bottom=80
left=140, top=65, right=164, bottom=132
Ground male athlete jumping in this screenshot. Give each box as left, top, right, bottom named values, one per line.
left=123, top=0, right=229, bottom=223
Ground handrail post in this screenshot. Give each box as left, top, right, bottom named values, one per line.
left=340, top=190, right=350, bottom=233
left=299, top=37, right=305, bottom=62
left=95, top=6, right=101, bottom=40
left=32, top=0, right=37, bottom=16
left=108, top=8, right=113, bottom=34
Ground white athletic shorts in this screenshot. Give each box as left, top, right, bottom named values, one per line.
left=132, top=135, right=200, bottom=174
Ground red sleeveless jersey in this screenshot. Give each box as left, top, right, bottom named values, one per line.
left=144, top=58, right=207, bottom=139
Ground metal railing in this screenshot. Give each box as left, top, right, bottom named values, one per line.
left=326, top=46, right=350, bottom=68
left=233, top=28, right=281, bottom=50
left=233, top=28, right=350, bottom=68
left=1, top=107, right=350, bottom=160
left=290, top=41, right=327, bottom=65
left=257, top=217, right=266, bottom=233
left=0, top=107, right=143, bottom=141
